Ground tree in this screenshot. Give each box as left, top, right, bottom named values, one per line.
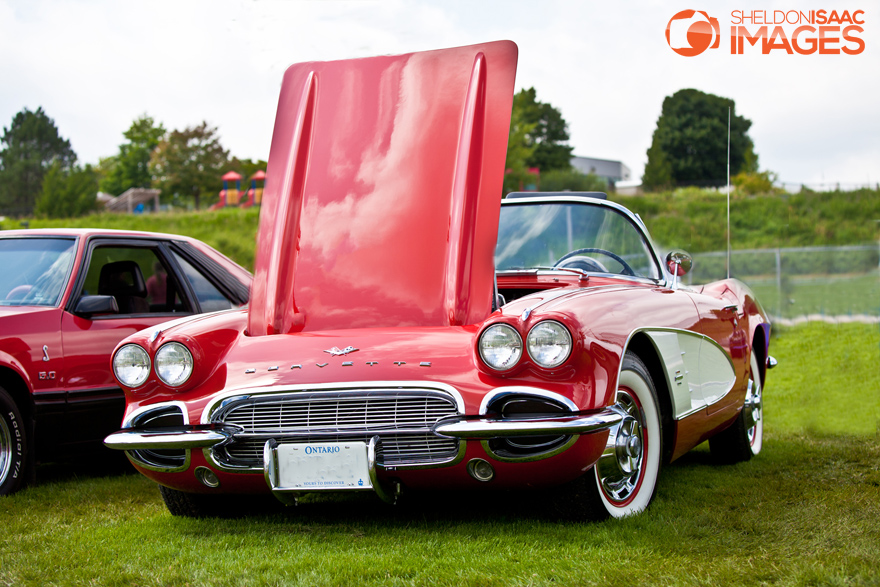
left=34, top=162, right=99, bottom=218
left=151, top=122, right=228, bottom=209
left=503, top=106, right=538, bottom=194
left=0, top=107, right=76, bottom=215
left=513, top=88, right=574, bottom=172
left=100, top=115, right=165, bottom=196
left=642, top=89, right=757, bottom=190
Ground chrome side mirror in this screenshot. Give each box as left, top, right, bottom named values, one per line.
left=665, top=250, right=693, bottom=289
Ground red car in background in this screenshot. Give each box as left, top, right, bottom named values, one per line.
left=0, top=229, right=252, bottom=495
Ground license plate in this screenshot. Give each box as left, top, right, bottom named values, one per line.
left=274, top=442, right=372, bottom=491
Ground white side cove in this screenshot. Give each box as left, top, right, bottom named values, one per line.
left=639, top=329, right=737, bottom=420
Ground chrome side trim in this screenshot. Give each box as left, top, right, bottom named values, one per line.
left=432, top=409, right=622, bottom=439
left=628, top=327, right=737, bottom=421
left=478, top=387, right=579, bottom=415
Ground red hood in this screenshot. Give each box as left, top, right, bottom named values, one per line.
left=248, top=41, right=518, bottom=336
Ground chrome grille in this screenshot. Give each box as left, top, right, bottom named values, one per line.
left=212, top=389, right=461, bottom=467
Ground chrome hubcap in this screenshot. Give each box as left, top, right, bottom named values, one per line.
left=745, top=375, right=763, bottom=444
left=597, top=391, right=644, bottom=502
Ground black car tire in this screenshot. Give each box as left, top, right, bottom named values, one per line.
left=710, top=352, right=764, bottom=464
left=0, top=386, right=28, bottom=496
left=552, top=352, right=663, bottom=520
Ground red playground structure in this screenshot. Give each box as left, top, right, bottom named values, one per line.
left=211, top=170, right=266, bottom=210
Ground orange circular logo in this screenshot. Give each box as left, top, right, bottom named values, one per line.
left=666, top=10, right=721, bottom=56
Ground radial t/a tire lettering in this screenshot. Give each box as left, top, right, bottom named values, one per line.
left=0, top=386, right=27, bottom=496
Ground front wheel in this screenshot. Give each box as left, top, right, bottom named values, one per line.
left=709, top=351, right=764, bottom=463
left=0, top=386, right=28, bottom=496
left=553, top=352, right=663, bottom=520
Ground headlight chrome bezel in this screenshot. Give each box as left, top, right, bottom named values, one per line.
left=526, top=320, right=573, bottom=369
left=478, top=323, right=524, bottom=371
left=154, top=342, right=194, bottom=387
left=113, top=344, right=151, bottom=388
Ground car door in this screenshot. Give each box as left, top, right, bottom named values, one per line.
left=686, top=285, right=748, bottom=415
left=57, top=238, right=197, bottom=449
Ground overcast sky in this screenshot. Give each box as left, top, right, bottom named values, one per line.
left=1, top=0, right=877, bottom=188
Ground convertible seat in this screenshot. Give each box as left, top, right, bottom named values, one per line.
left=98, top=260, right=150, bottom=314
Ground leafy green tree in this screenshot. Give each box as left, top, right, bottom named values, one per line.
left=34, top=162, right=99, bottom=218
left=0, top=107, right=76, bottom=215
left=503, top=106, right=538, bottom=194
left=539, top=168, right=608, bottom=192
left=100, top=115, right=166, bottom=196
left=513, top=88, right=573, bottom=172
left=150, top=122, right=228, bottom=209
left=643, top=89, right=757, bottom=190
left=227, top=157, right=268, bottom=181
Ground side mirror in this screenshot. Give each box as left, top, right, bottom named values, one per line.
left=74, top=295, right=119, bottom=318
left=665, top=250, right=693, bottom=289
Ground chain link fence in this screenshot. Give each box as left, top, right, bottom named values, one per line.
left=687, top=245, right=880, bottom=324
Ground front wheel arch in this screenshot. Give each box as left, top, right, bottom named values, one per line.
left=623, top=333, right=675, bottom=465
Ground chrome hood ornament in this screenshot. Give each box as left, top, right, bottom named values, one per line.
left=324, top=346, right=359, bottom=356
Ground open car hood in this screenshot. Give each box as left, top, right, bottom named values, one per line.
left=248, top=41, right=518, bottom=336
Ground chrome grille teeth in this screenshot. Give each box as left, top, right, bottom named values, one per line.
left=215, top=390, right=460, bottom=467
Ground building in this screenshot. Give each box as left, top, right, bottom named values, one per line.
left=570, top=156, right=632, bottom=185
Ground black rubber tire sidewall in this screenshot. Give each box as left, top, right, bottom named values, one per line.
left=0, top=387, right=27, bottom=496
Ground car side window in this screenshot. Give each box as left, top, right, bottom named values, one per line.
left=79, top=246, right=187, bottom=314
left=171, top=251, right=237, bottom=312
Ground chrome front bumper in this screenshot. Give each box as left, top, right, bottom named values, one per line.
left=104, top=409, right=623, bottom=451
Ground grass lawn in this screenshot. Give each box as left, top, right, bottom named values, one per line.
left=2, top=323, right=878, bottom=586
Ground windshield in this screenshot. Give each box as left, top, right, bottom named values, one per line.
left=495, top=202, right=660, bottom=280
left=0, top=237, right=76, bottom=306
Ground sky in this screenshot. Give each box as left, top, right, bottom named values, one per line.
left=1, top=0, right=878, bottom=189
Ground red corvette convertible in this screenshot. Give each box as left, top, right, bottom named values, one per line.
left=0, top=229, right=251, bottom=495
left=105, top=41, right=772, bottom=519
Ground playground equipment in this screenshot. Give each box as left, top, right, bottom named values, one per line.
left=212, top=170, right=265, bottom=210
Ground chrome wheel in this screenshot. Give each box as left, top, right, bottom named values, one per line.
left=0, top=387, right=27, bottom=495
left=709, top=351, right=765, bottom=463
left=596, top=390, right=646, bottom=504
left=589, top=352, right=662, bottom=518
left=0, top=414, right=11, bottom=486
left=744, top=352, right=764, bottom=453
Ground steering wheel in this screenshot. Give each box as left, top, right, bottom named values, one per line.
left=553, top=248, right=636, bottom=276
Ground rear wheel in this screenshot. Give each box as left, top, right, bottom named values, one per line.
left=0, top=386, right=28, bottom=496
left=710, top=352, right=763, bottom=463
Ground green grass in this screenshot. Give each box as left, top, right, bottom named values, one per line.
left=20, top=207, right=262, bottom=271
left=2, top=323, right=879, bottom=586
left=749, top=271, right=880, bottom=318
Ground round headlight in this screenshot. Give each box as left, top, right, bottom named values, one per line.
left=155, top=342, right=194, bottom=387
left=113, top=344, right=151, bottom=388
left=527, top=321, right=572, bottom=368
left=479, top=324, right=523, bottom=371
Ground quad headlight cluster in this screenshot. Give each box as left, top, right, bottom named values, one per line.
left=478, top=320, right=572, bottom=371
left=113, top=342, right=193, bottom=388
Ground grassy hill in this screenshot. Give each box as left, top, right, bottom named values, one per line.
left=8, top=187, right=879, bottom=271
